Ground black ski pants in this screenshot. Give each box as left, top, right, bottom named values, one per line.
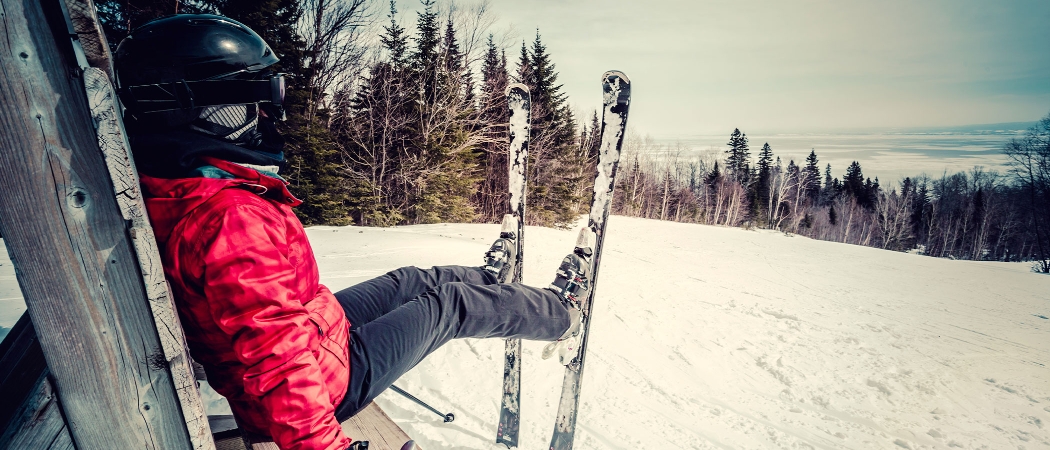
left=332, top=265, right=570, bottom=420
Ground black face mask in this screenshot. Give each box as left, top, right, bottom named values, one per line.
left=254, top=114, right=286, bottom=156
left=129, top=108, right=287, bottom=178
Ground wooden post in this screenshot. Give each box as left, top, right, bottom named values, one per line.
left=0, top=314, right=73, bottom=450
left=0, top=0, right=199, bottom=447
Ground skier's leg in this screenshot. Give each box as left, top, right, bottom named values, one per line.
left=334, top=281, right=571, bottom=419
left=333, top=265, right=497, bottom=329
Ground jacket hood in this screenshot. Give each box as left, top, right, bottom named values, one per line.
left=141, top=157, right=301, bottom=244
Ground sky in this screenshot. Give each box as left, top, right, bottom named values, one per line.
left=405, top=0, right=1050, bottom=138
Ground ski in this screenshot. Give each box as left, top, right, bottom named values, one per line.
left=496, top=83, right=531, bottom=448
left=547, top=71, right=631, bottom=450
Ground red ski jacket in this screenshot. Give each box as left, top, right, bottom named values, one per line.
left=141, top=157, right=353, bottom=450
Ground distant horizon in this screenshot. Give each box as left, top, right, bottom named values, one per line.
left=644, top=120, right=1041, bottom=141
left=641, top=127, right=1024, bottom=186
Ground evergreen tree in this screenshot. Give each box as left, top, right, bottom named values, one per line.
left=516, top=41, right=532, bottom=85
left=804, top=149, right=821, bottom=201
left=334, top=2, right=413, bottom=225
left=911, top=177, right=931, bottom=241
left=515, top=31, right=583, bottom=227
left=406, top=3, right=478, bottom=224
left=473, top=35, right=512, bottom=221
left=755, top=142, right=774, bottom=226
left=706, top=161, right=722, bottom=186
left=442, top=17, right=462, bottom=72
left=786, top=159, right=800, bottom=185
left=725, top=128, right=751, bottom=181
left=412, top=0, right=441, bottom=102
left=822, top=163, right=837, bottom=204
left=843, top=161, right=865, bottom=200
left=758, top=143, right=774, bottom=173
left=380, top=1, right=409, bottom=66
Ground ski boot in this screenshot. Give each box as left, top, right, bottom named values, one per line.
left=483, top=214, right=519, bottom=282
left=542, top=227, right=594, bottom=365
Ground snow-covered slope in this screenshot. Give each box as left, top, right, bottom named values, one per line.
left=306, top=217, right=1049, bottom=450
left=2, top=216, right=1047, bottom=449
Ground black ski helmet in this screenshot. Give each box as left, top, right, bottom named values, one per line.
left=115, top=14, right=286, bottom=120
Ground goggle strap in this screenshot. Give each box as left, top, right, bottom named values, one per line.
left=124, top=78, right=282, bottom=112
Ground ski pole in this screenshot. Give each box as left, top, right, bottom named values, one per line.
left=389, top=384, right=455, bottom=423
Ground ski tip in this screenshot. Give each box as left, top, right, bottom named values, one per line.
left=602, top=71, right=631, bottom=110
left=500, top=214, right=519, bottom=232
left=400, top=441, right=420, bottom=450
left=602, top=70, right=630, bottom=85
left=506, top=82, right=530, bottom=96
left=575, top=227, right=595, bottom=249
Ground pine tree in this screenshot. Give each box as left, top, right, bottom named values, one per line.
left=333, top=2, right=413, bottom=225
left=516, top=41, right=532, bottom=85
left=515, top=31, right=583, bottom=227
left=822, top=163, right=836, bottom=204
left=413, top=0, right=441, bottom=103
left=442, top=17, right=462, bottom=73
left=725, top=129, right=751, bottom=182
left=843, top=161, right=870, bottom=209
left=380, top=1, right=409, bottom=66
left=754, top=142, right=774, bottom=226
left=474, top=35, right=512, bottom=221
left=407, top=3, right=478, bottom=224
left=706, top=161, right=722, bottom=186
left=804, top=149, right=821, bottom=201
left=911, top=178, right=931, bottom=241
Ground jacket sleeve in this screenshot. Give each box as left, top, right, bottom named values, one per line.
left=201, top=203, right=352, bottom=450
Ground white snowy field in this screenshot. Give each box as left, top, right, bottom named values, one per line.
left=307, top=217, right=1050, bottom=450
left=2, top=216, right=1048, bottom=449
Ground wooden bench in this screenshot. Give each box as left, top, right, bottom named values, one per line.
left=210, top=402, right=415, bottom=450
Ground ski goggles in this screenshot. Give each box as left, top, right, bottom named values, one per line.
left=121, top=72, right=286, bottom=120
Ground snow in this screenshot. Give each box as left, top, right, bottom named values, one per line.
left=2, top=216, right=1048, bottom=449
left=592, top=75, right=628, bottom=227
left=0, top=239, right=26, bottom=337
left=506, top=84, right=529, bottom=215
left=309, top=218, right=1050, bottom=449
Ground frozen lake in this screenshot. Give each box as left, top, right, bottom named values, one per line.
left=648, top=124, right=1033, bottom=186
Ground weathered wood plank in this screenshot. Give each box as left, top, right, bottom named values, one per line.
left=84, top=64, right=214, bottom=450
left=340, top=402, right=413, bottom=449
left=65, top=0, right=212, bottom=445
left=0, top=313, right=47, bottom=431
left=245, top=402, right=415, bottom=450
left=0, top=313, right=77, bottom=450
left=0, top=0, right=194, bottom=447
left=0, top=373, right=73, bottom=450
left=62, top=0, right=114, bottom=82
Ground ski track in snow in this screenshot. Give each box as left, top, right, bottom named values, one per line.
left=1, top=218, right=1048, bottom=449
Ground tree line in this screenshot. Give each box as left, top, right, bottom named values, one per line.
left=612, top=115, right=1050, bottom=271
left=93, top=0, right=1049, bottom=269
left=97, top=0, right=591, bottom=228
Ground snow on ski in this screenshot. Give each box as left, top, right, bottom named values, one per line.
left=496, top=82, right=531, bottom=448
left=548, top=71, right=631, bottom=450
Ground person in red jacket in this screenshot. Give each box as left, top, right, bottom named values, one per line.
left=117, top=15, right=586, bottom=450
